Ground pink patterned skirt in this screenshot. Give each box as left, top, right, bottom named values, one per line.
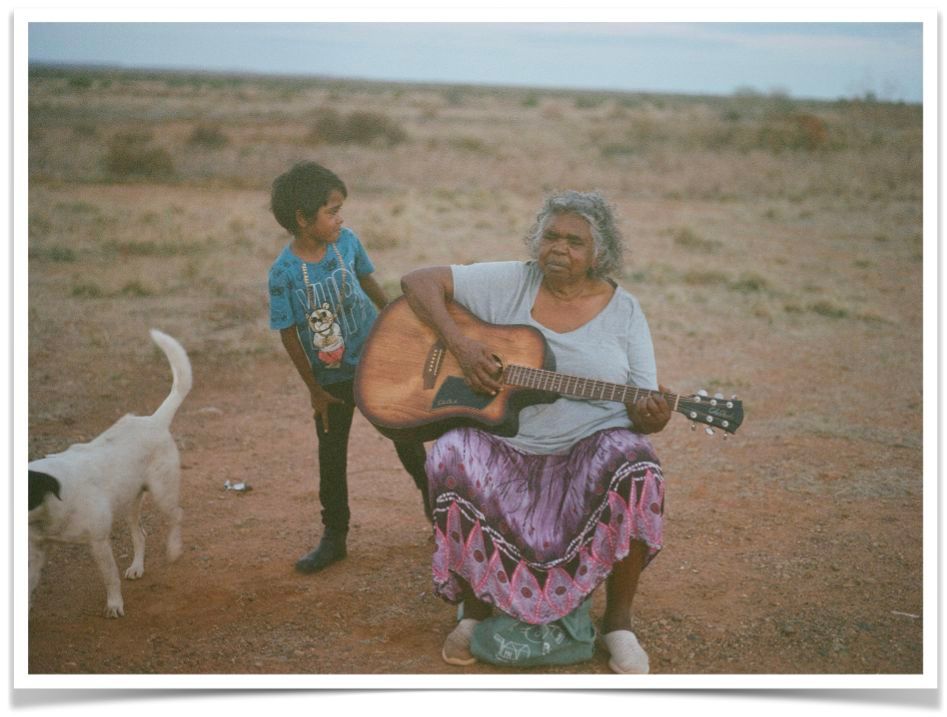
left=427, top=427, right=664, bottom=625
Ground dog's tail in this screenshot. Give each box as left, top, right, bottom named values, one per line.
left=149, top=329, right=193, bottom=427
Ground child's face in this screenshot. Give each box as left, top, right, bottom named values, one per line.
left=296, top=189, right=345, bottom=244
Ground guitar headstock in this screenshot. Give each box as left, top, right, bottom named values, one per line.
left=676, top=390, right=744, bottom=437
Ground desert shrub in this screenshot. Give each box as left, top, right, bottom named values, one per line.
left=729, top=273, right=769, bottom=293
left=442, top=87, right=466, bottom=106
left=72, top=122, right=98, bottom=138
left=600, top=143, right=637, bottom=158
left=307, top=107, right=407, bottom=146
left=104, top=131, right=175, bottom=178
left=673, top=227, right=720, bottom=253
left=757, top=113, right=829, bottom=152
left=119, top=280, right=153, bottom=297
left=102, top=238, right=204, bottom=257
left=68, top=75, right=93, bottom=90
left=346, top=110, right=407, bottom=145
left=306, top=108, right=343, bottom=143
left=575, top=96, right=602, bottom=109
left=71, top=282, right=105, bottom=298
left=683, top=269, right=728, bottom=286
left=809, top=300, right=848, bottom=318
left=30, top=246, right=76, bottom=263
left=791, top=113, right=829, bottom=149
left=187, top=124, right=230, bottom=148
left=448, top=136, right=487, bottom=153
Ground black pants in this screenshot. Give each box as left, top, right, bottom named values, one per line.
left=315, top=379, right=429, bottom=532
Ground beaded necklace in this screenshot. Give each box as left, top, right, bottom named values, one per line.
left=300, top=242, right=348, bottom=314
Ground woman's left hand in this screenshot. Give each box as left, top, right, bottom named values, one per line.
left=627, top=384, right=672, bottom=434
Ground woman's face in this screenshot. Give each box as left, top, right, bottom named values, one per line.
left=537, top=212, right=597, bottom=283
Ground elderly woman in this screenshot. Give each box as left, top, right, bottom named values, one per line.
left=401, top=190, right=671, bottom=674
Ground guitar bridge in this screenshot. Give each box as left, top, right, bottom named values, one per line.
left=423, top=340, right=446, bottom=389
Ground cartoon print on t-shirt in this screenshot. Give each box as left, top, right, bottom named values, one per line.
left=308, top=302, right=345, bottom=368
left=293, top=250, right=368, bottom=372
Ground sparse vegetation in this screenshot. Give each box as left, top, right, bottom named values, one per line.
left=100, top=238, right=206, bottom=257
left=809, top=300, right=849, bottom=318
left=683, top=269, right=728, bottom=286
left=119, top=280, right=153, bottom=297
left=447, top=136, right=488, bottom=153
left=307, top=107, right=407, bottom=146
left=29, top=245, right=76, bottom=262
left=71, top=281, right=105, bottom=298
left=600, top=143, right=637, bottom=158
left=187, top=124, right=230, bottom=148
left=104, top=131, right=175, bottom=179
left=672, top=228, right=721, bottom=253
left=729, top=273, right=769, bottom=293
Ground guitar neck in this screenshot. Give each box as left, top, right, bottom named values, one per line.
left=502, top=364, right=679, bottom=410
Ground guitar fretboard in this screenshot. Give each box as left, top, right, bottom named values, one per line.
left=502, top=364, right=679, bottom=409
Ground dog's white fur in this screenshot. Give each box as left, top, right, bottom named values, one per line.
left=28, top=329, right=192, bottom=618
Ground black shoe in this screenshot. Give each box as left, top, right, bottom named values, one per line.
left=295, top=530, right=347, bottom=574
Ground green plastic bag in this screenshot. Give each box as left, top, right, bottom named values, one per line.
left=468, top=600, right=596, bottom=667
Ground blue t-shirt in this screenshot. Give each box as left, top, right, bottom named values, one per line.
left=268, top=227, right=378, bottom=385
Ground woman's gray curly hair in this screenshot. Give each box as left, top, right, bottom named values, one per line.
left=524, top=190, right=624, bottom=278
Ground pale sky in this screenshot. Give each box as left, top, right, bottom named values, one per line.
left=27, top=21, right=924, bottom=102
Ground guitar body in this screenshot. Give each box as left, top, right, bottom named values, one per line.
left=355, top=297, right=556, bottom=442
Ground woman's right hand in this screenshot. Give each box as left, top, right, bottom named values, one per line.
left=401, top=265, right=502, bottom=395
left=450, top=334, right=503, bottom=395
left=310, top=387, right=344, bottom=432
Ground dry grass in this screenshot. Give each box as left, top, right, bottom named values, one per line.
left=27, top=65, right=923, bottom=377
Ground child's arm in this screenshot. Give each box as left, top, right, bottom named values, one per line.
left=358, top=273, right=390, bottom=311
left=279, top=327, right=343, bottom=431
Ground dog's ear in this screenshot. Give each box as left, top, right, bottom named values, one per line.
left=29, top=470, right=62, bottom=510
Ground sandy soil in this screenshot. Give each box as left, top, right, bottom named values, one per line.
left=23, top=71, right=925, bottom=681
left=25, top=348, right=924, bottom=678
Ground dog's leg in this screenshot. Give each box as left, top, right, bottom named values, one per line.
left=165, top=504, right=183, bottom=563
left=29, top=533, right=46, bottom=610
left=89, top=539, right=124, bottom=618
left=159, top=499, right=183, bottom=563
left=149, top=463, right=183, bottom=563
left=124, top=492, right=147, bottom=579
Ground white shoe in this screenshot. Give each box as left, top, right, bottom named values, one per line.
left=604, top=630, right=650, bottom=674
left=441, top=618, right=480, bottom=666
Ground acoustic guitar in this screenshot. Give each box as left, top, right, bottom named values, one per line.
left=354, top=297, right=744, bottom=442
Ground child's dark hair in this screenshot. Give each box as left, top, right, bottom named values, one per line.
left=270, top=161, right=348, bottom=234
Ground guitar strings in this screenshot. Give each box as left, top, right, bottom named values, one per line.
left=499, top=365, right=742, bottom=432
left=502, top=363, right=681, bottom=406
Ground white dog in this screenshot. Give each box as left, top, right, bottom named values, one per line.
left=28, top=329, right=192, bottom=618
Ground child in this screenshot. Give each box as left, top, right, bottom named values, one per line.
left=268, top=161, right=430, bottom=574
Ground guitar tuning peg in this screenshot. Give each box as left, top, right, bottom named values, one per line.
left=704, top=426, right=715, bottom=436
left=690, top=422, right=697, bottom=432
left=697, top=389, right=708, bottom=397
left=731, top=394, right=738, bottom=400
left=722, top=433, right=729, bottom=441
left=714, top=392, right=724, bottom=400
